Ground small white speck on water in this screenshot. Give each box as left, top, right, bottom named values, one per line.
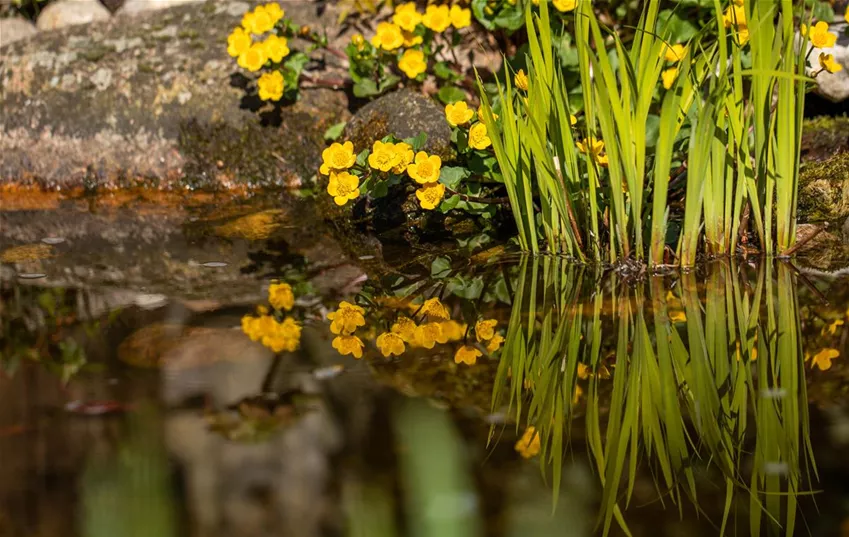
left=17, top=273, right=47, bottom=280
left=41, top=237, right=65, bottom=245
left=201, top=262, right=228, bottom=268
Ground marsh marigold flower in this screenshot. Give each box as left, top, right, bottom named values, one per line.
left=819, top=52, right=843, bottom=73
left=468, top=123, right=492, bottom=150
left=723, top=4, right=746, bottom=28
left=243, top=5, right=276, bottom=35
left=402, top=30, right=423, bottom=47
left=320, top=141, right=356, bottom=175
left=392, top=142, right=415, bottom=174
left=449, top=5, right=472, bottom=28
left=238, top=43, right=267, bottom=72
left=264, top=317, right=301, bottom=352
left=376, top=332, right=406, bottom=357
left=422, top=4, right=451, bottom=32
left=372, top=22, right=405, bottom=50
left=268, top=282, right=294, bottom=311
left=327, top=301, right=366, bottom=335
left=257, top=70, right=284, bottom=101
left=514, top=69, right=529, bottom=91
left=407, top=152, right=442, bottom=184
left=515, top=427, right=541, bottom=458
left=811, top=348, right=839, bottom=371
left=576, top=136, right=604, bottom=157
left=445, top=101, right=474, bottom=127
left=333, top=334, right=364, bottom=358
left=393, top=2, right=422, bottom=32
left=414, top=322, right=446, bottom=348
left=264, top=2, right=284, bottom=24
left=420, top=297, right=450, bottom=320
left=661, top=67, right=679, bottom=89
left=369, top=140, right=401, bottom=172
left=416, top=182, right=445, bottom=210
left=392, top=316, right=418, bottom=342
left=327, top=171, right=360, bottom=206
left=227, top=27, right=252, bottom=58
left=663, top=43, right=686, bottom=63
left=486, top=333, right=504, bottom=352
left=454, top=345, right=481, bottom=365
left=552, top=0, right=577, bottom=12
left=440, top=320, right=466, bottom=342
left=262, top=35, right=290, bottom=63
left=398, top=49, right=427, bottom=78
left=803, top=21, right=837, bottom=49
left=475, top=319, right=497, bottom=341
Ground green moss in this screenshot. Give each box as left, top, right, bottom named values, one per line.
left=178, top=29, right=199, bottom=39
left=798, top=152, right=849, bottom=222
left=801, top=116, right=849, bottom=163
left=79, top=44, right=117, bottom=63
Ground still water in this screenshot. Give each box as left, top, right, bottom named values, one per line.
left=2, top=202, right=849, bottom=537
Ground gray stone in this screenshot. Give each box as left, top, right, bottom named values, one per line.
left=35, top=0, right=111, bottom=31
left=117, top=0, right=201, bottom=15
left=0, top=17, right=38, bottom=48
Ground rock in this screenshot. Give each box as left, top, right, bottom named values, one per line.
left=1, top=0, right=351, bottom=190
left=798, top=153, right=849, bottom=223
left=808, top=22, right=849, bottom=102
left=117, top=0, right=198, bottom=15
left=343, top=89, right=454, bottom=162
left=35, top=0, right=111, bottom=30
left=794, top=223, right=849, bottom=270
left=801, top=117, right=849, bottom=163
left=0, top=17, right=38, bottom=47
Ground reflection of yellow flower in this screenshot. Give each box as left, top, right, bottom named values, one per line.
left=372, top=22, right=405, bottom=50
left=454, top=345, right=481, bottom=365
left=440, top=320, right=466, bottom=342
left=333, top=334, right=364, bottom=358
left=420, top=297, right=450, bottom=320
left=407, top=152, right=442, bottom=184
left=398, top=49, right=427, bottom=78
left=393, top=2, right=421, bottom=32
left=238, top=44, right=267, bottom=72
left=819, top=53, right=843, bottom=74
left=327, top=171, right=360, bottom=206
left=449, top=5, right=471, bottom=28
left=392, top=316, right=418, bottom=342
left=262, top=35, right=290, bottom=63
left=468, top=123, right=492, bottom=150
left=573, top=385, right=583, bottom=404
left=803, top=21, right=837, bottom=49
left=475, top=319, right=497, bottom=341
left=663, top=43, right=686, bottom=63
left=268, top=282, right=294, bottom=311
left=445, top=101, right=475, bottom=127
left=257, top=70, right=284, bottom=101
left=327, top=301, right=366, bottom=334
left=577, top=363, right=590, bottom=380
left=227, top=27, right=252, bottom=58
left=320, top=141, right=356, bottom=175
left=514, top=69, right=529, bottom=91
left=824, top=318, right=845, bottom=334
left=242, top=315, right=301, bottom=353
left=369, top=140, right=401, bottom=172
left=376, top=332, right=406, bottom=357
left=515, top=427, right=540, bottom=458
left=669, top=310, right=686, bottom=323
left=486, top=333, right=504, bottom=352
left=552, top=0, right=577, bottom=12
left=661, top=67, right=679, bottom=90
left=415, top=182, right=445, bottom=210
left=414, top=322, right=445, bottom=348
left=422, top=4, right=451, bottom=32
left=392, top=142, right=415, bottom=174
left=811, top=348, right=839, bottom=371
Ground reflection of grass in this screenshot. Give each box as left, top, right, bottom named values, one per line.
left=497, top=256, right=816, bottom=536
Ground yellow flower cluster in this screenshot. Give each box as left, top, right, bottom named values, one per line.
left=722, top=2, right=749, bottom=45
left=226, top=3, right=289, bottom=97
left=514, top=426, right=541, bottom=458
left=242, top=3, right=284, bottom=35
left=268, top=282, right=294, bottom=311
left=514, top=69, right=529, bottom=91
left=319, top=141, right=361, bottom=206
left=241, top=280, right=301, bottom=352
left=407, top=151, right=445, bottom=210
left=576, top=136, right=609, bottom=167
left=328, top=302, right=366, bottom=358
left=444, top=100, right=493, bottom=150
left=368, top=140, right=415, bottom=173
left=474, top=318, right=503, bottom=352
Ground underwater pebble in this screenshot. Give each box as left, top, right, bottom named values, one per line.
left=313, top=364, right=345, bottom=380
left=41, top=237, right=65, bottom=245
left=17, top=273, right=47, bottom=280
left=201, top=261, right=228, bottom=268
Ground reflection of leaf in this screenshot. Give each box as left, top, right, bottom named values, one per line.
left=446, top=275, right=484, bottom=299
left=431, top=256, right=452, bottom=279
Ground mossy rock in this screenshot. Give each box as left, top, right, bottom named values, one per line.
left=801, top=116, right=849, bottom=163
left=0, top=0, right=350, bottom=190
left=798, top=152, right=849, bottom=223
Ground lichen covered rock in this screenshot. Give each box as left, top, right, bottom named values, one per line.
left=798, top=152, right=849, bottom=223
left=35, top=0, right=111, bottom=30
left=0, top=17, right=38, bottom=46
left=801, top=116, right=849, bottom=163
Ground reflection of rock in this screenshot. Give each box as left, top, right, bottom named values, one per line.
left=0, top=17, right=37, bottom=47
left=35, top=0, right=111, bottom=30
left=1, top=0, right=349, bottom=188
left=795, top=224, right=849, bottom=271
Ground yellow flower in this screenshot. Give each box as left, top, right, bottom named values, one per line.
left=393, top=3, right=422, bottom=32
left=669, top=310, right=687, bottom=323
left=663, top=43, right=686, bottom=63
left=445, top=100, right=475, bottom=127
left=468, top=122, right=492, bottom=150
left=320, top=141, right=356, bottom=175
left=398, top=48, right=427, bottom=78
left=257, top=70, right=284, bottom=101
left=515, top=426, right=540, bottom=458
left=351, top=33, right=366, bottom=50
left=327, top=301, right=366, bottom=335
left=440, top=320, right=466, bottom=342
left=422, top=4, right=451, bottom=32
left=846, top=9, right=849, bottom=24
left=475, top=319, right=497, bottom=341
left=392, top=142, right=415, bottom=174
left=478, top=105, right=498, bottom=121
left=262, top=34, right=290, bottom=63
left=449, top=5, right=472, bottom=29
left=420, top=297, right=450, bottom=320
left=268, top=282, right=294, bottom=311
left=371, top=22, right=405, bottom=51
left=577, top=363, right=590, bottom=380
left=734, top=26, right=749, bottom=46
left=243, top=5, right=275, bottom=35
left=402, top=30, right=423, bottom=47
left=576, top=136, right=604, bottom=156
left=819, top=53, right=843, bottom=74
left=811, top=348, right=839, bottom=371
left=514, top=69, right=529, bottom=91
left=552, top=0, right=577, bottom=12
left=263, top=2, right=284, bottom=25
left=723, top=4, right=746, bottom=28
left=227, top=27, right=252, bottom=58
left=486, top=333, right=504, bottom=352
left=376, top=332, right=406, bottom=357
left=416, top=182, right=446, bottom=210
left=569, top=114, right=577, bottom=125
left=407, top=152, right=442, bottom=184
left=391, top=316, right=418, bottom=343
left=238, top=44, right=267, bottom=72
left=826, top=318, right=845, bottom=334
left=454, top=345, right=481, bottom=365
left=661, top=67, right=679, bottom=89
left=332, top=334, right=364, bottom=358
left=414, top=322, right=445, bottom=348
left=368, top=140, right=401, bottom=172
left=327, top=171, right=360, bottom=206
left=573, top=385, right=583, bottom=405
left=804, top=21, right=837, bottom=49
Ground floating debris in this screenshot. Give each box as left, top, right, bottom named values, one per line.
left=17, top=273, right=47, bottom=280
left=313, top=364, right=345, bottom=379
left=41, top=237, right=65, bottom=245
left=201, top=261, right=228, bottom=268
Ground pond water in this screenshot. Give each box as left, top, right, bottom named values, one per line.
left=2, top=202, right=849, bottom=537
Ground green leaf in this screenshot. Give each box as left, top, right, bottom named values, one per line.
left=353, top=79, right=380, bottom=98
left=439, top=166, right=470, bottom=189
left=657, top=9, right=699, bottom=42
left=439, top=194, right=461, bottom=213
left=323, top=121, right=347, bottom=141
left=430, top=256, right=452, bottom=279
left=446, top=275, right=484, bottom=299
left=405, top=132, right=428, bottom=151
left=355, top=149, right=370, bottom=167
left=284, top=52, right=310, bottom=76
left=437, top=85, right=466, bottom=104
left=434, top=61, right=461, bottom=81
